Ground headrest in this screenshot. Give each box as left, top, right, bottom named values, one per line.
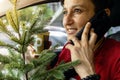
left=110, top=0, right=120, bottom=27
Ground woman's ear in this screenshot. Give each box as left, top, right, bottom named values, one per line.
left=105, top=8, right=111, bottom=16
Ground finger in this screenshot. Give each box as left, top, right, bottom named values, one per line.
left=70, top=37, right=81, bottom=46
left=28, top=45, right=36, bottom=53
left=89, top=28, right=97, bottom=48
left=81, top=22, right=91, bottom=46
left=65, top=44, right=80, bottom=62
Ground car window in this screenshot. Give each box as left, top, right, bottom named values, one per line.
left=0, top=1, right=67, bottom=53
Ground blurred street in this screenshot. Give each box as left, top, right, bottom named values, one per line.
left=0, top=32, right=13, bottom=55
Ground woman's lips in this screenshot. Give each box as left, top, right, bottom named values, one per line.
left=67, top=28, right=77, bottom=34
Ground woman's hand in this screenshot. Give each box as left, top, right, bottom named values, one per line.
left=65, top=22, right=97, bottom=78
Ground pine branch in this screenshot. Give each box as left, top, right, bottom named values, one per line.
left=0, top=19, right=7, bottom=32
left=29, top=49, right=80, bottom=80
left=8, top=49, right=22, bottom=63
left=0, top=41, right=21, bottom=53
left=9, top=0, right=20, bottom=36
left=38, top=60, right=80, bottom=80
left=29, top=9, right=49, bottom=34
left=10, top=36, right=22, bottom=45
left=0, top=19, right=14, bottom=37
left=0, top=54, right=11, bottom=64
left=6, top=11, right=18, bottom=33
left=0, top=76, right=20, bottom=80
left=13, top=4, right=19, bottom=30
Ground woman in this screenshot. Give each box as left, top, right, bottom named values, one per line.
left=55, top=0, right=120, bottom=80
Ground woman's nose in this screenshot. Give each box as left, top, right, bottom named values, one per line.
left=64, top=14, right=73, bottom=25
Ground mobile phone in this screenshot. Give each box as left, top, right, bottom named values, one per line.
left=71, top=10, right=111, bottom=45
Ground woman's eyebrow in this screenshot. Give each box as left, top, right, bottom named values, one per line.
left=63, top=4, right=86, bottom=10
left=72, top=4, right=85, bottom=8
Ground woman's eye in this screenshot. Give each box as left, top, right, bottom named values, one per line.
left=63, top=10, right=67, bottom=15
left=74, top=9, right=81, bottom=13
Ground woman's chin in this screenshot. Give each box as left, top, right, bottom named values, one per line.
left=67, top=34, right=76, bottom=40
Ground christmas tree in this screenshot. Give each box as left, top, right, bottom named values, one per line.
left=0, top=0, right=80, bottom=80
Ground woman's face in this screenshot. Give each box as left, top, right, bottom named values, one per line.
left=63, top=0, right=95, bottom=39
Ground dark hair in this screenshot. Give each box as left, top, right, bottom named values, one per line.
left=91, top=0, right=111, bottom=12
left=60, top=0, right=111, bottom=12
left=60, top=0, right=64, bottom=5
